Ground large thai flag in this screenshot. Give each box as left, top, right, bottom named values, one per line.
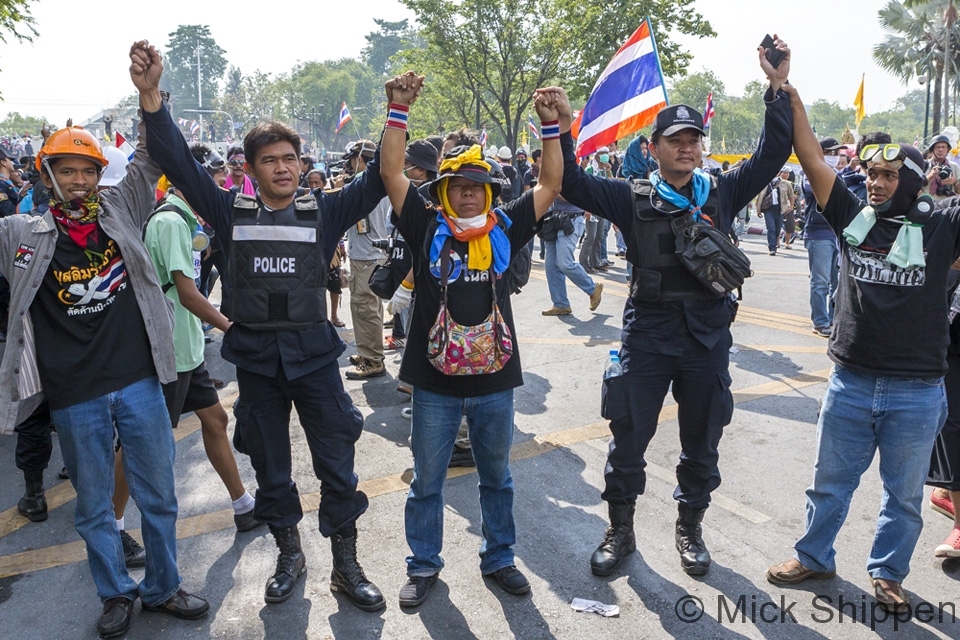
left=572, top=19, right=668, bottom=157
left=336, top=103, right=351, bottom=134
left=703, top=92, right=716, bottom=130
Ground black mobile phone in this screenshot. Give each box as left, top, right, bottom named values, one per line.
left=760, top=34, right=786, bottom=68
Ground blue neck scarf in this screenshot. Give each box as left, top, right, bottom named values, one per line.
left=429, top=208, right=513, bottom=274
left=650, top=169, right=712, bottom=223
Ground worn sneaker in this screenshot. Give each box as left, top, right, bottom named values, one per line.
left=399, top=574, right=438, bottom=608
left=812, top=326, right=832, bottom=339
left=345, top=359, right=386, bottom=380
left=487, top=566, right=530, bottom=595
left=348, top=354, right=363, bottom=366
left=541, top=306, right=572, bottom=316
left=931, top=489, right=956, bottom=518
left=120, top=530, right=146, bottom=568
left=589, top=283, right=604, bottom=311
left=935, top=526, right=960, bottom=558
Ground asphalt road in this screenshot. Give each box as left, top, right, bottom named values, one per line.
left=0, top=232, right=958, bottom=639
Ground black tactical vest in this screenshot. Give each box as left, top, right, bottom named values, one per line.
left=626, top=177, right=723, bottom=302
left=225, top=192, right=328, bottom=330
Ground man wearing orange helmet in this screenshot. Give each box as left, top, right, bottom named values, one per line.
left=0, top=124, right=209, bottom=637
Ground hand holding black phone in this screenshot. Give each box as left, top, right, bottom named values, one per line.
left=760, top=34, right=786, bottom=68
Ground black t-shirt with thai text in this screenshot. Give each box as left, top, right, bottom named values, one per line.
left=30, top=227, right=155, bottom=409
left=820, top=176, right=960, bottom=377
left=394, top=186, right=538, bottom=397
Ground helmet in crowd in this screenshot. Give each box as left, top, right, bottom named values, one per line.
left=36, top=127, right=108, bottom=172
left=928, top=134, right=952, bottom=154
left=98, top=147, right=130, bottom=187
left=343, top=139, right=376, bottom=162
left=497, top=145, right=512, bottom=160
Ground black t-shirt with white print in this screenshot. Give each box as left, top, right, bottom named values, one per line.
left=30, top=227, right=155, bottom=409
left=394, top=185, right=538, bottom=397
left=820, top=175, right=960, bottom=378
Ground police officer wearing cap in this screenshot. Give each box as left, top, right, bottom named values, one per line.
left=133, top=40, right=394, bottom=612
left=0, top=148, right=21, bottom=217
left=548, top=37, right=793, bottom=578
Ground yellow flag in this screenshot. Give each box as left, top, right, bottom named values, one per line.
left=520, top=129, right=528, bottom=148
left=853, top=74, right=866, bottom=127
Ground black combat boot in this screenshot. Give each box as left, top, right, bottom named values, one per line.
left=265, top=525, right=307, bottom=603
left=676, top=504, right=711, bottom=576
left=330, top=529, right=385, bottom=611
left=590, top=502, right=636, bottom=576
left=17, top=479, right=47, bottom=522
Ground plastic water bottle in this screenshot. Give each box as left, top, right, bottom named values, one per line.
left=603, top=349, right=622, bottom=379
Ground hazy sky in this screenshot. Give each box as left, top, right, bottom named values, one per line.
left=0, top=0, right=914, bottom=129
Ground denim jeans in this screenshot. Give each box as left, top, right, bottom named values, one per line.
left=763, top=209, right=783, bottom=251
left=794, top=365, right=947, bottom=582
left=579, top=215, right=602, bottom=270
left=405, top=387, right=516, bottom=576
left=600, top=218, right=612, bottom=262
left=615, top=227, right=627, bottom=253
left=806, top=238, right=839, bottom=329
left=52, top=376, right=181, bottom=605
left=544, top=215, right=596, bottom=308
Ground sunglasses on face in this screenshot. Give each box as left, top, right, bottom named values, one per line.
left=228, top=159, right=244, bottom=167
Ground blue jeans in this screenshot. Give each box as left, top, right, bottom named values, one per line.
left=806, top=237, right=839, bottom=329
left=544, top=215, right=596, bottom=308
left=763, top=208, right=782, bottom=251
left=794, top=366, right=947, bottom=582
left=52, top=377, right=181, bottom=605
left=405, top=388, right=516, bottom=576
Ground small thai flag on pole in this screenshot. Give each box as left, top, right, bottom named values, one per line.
left=336, top=103, right=352, bottom=134
left=703, top=92, right=716, bottom=130
left=480, top=127, right=488, bottom=147
left=190, top=121, right=201, bottom=134
left=527, top=115, right=541, bottom=140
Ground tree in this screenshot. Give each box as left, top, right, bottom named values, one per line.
left=161, top=25, right=228, bottom=116
left=400, top=0, right=576, bottom=151
left=0, top=111, right=46, bottom=136
left=0, top=0, right=35, bottom=44
left=0, top=0, right=38, bottom=99
left=874, top=1, right=960, bottom=135
left=362, top=19, right=413, bottom=75
left=668, top=70, right=725, bottom=114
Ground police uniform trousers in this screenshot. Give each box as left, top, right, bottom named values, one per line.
left=602, top=329, right=734, bottom=510
left=233, top=359, right=368, bottom=535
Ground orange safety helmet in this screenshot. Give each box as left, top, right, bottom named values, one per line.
left=35, top=127, right=109, bottom=172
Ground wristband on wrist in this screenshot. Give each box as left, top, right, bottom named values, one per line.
left=541, top=120, right=560, bottom=140
left=386, top=103, right=409, bottom=130
left=400, top=279, right=415, bottom=290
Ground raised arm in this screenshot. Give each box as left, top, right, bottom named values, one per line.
left=530, top=89, right=562, bottom=220
left=780, top=83, right=834, bottom=208
left=381, top=71, right=425, bottom=215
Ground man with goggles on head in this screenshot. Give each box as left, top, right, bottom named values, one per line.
left=769, top=79, right=960, bottom=615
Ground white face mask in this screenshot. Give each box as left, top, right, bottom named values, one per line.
left=825, top=155, right=840, bottom=168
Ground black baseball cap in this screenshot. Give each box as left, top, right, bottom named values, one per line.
left=819, top=137, right=844, bottom=151
left=652, top=104, right=705, bottom=138
left=0, top=148, right=22, bottom=169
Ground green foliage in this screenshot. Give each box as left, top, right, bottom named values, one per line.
left=362, top=19, right=413, bottom=75
left=0, top=111, right=46, bottom=136
left=859, top=88, right=927, bottom=144
left=162, top=25, right=228, bottom=115
left=0, top=0, right=35, bottom=44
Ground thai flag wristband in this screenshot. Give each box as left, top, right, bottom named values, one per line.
left=541, top=120, right=560, bottom=140
left=386, top=103, right=409, bottom=130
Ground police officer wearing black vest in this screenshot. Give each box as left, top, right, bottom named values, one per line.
left=550, top=38, right=793, bottom=578
left=133, top=41, right=395, bottom=612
